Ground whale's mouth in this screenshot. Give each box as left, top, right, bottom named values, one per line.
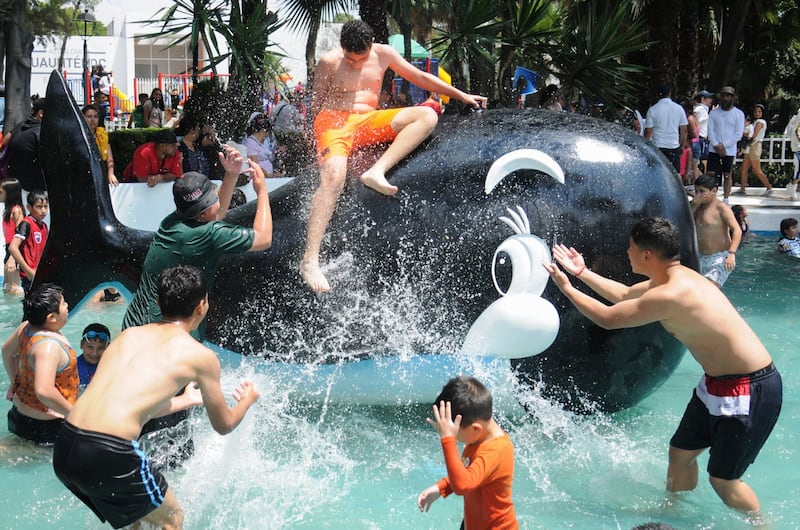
left=484, top=149, right=565, bottom=194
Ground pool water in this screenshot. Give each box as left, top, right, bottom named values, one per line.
left=0, top=234, right=798, bottom=529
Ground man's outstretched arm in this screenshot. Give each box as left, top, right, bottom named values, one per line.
left=544, top=260, right=665, bottom=330
left=551, top=244, right=650, bottom=303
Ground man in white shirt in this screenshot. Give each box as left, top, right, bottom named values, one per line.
left=693, top=90, right=714, bottom=172
left=645, top=83, right=687, bottom=178
left=707, top=86, right=745, bottom=201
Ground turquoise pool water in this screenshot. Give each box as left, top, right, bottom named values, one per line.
left=0, top=234, right=797, bottom=529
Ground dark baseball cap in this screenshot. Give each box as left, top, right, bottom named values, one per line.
left=695, top=90, right=713, bottom=98
left=173, top=172, right=218, bottom=218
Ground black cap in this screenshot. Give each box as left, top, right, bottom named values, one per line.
left=152, top=128, right=178, bottom=145
left=695, top=90, right=713, bottom=98
left=657, top=83, right=671, bottom=97
left=173, top=172, right=218, bottom=218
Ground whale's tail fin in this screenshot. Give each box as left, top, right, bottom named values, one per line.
left=36, top=70, right=149, bottom=307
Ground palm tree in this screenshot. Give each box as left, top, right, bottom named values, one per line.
left=549, top=0, right=650, bottom=113
left=139, top=0, right=229, bottom=86
left=279, top=0, right=356, bottom=87
left=496, top=0, right=559, bottom=106
left=428, top=0, right=503, bottom=94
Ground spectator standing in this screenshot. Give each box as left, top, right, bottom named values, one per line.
left=4, top=98, right=46, bottom=191
left=242, top=112, right=277, bottom=176
left=128, top=93, right=149, bottom=129
left=783, top=108, right=800, bottom=200
left=693, top=90, right=714, bottom=173
left=645, top=84, right=688, bottom=177
left=735, top=104, right=773, bottom=196
left=8, top=190, right=49, bottom=293
left=707, top=86, right=745, bottom=201
left=269, top=95, right=304, bottom=133
left=82, top=105, right=118, bottom=186
left=2, top=178, right=25, bottom=295
left=143, top=88, right=165, bottom=128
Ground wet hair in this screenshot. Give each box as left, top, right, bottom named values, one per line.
left=779, top=217, right=797, bottom=237
left=26, top=190, right=48, bottom=206
left=631, top=524, right=676, bottom=530
left=694, top=173, right=718, bottom=191
left=81, top=322, right=111, bottom=344
left=629, top=218, right=681, bottom=261
left=22, top=283, right=63, bottom=325
left=2, top=179, right=23, bottom=223
left=157, top=265, right=207, bottom=319
left=731, top=204, right=747, bottom=222
left=340, top=20, right=374, bottom=53
left=434, top=375, right=493, bottom=425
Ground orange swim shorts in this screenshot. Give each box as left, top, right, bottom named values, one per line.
left=314, top=108, right=404, bottom=162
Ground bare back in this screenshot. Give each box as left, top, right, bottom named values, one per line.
left=643, top=264, right=771, bottom=376
left=66, top=323, right=213, bottom=440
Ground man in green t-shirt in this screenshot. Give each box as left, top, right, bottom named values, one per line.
left=121, top=147, right=272, bottom=468
left=123, top=148, right=272, bottom=331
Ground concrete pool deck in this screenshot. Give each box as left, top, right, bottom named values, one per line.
left=717, top=186, right=799, bottom=232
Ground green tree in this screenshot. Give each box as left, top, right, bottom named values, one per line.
left=140, top=0, right=229, bottom=86
left=549, top=0, right=650, bottom=113
left=279, top=0, right=356, bottom=87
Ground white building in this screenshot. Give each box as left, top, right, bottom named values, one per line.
left=31, top=0, right=310, bottom=110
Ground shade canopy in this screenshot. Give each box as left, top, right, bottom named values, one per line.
left=388, top=34, right=430, bottom=59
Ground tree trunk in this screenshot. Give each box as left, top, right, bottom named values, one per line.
left=496, top=1, right=516, bottom=107
left=305, top=16, right=321, bottom=90
left=645, top=0, right=680, bottom=94
left=359, top=0, right=388, bottom=43
left=4, top=0, right=34, bottom=133
left=708, top=0, right=753, bottom=90
left=676, top=0, right=699, bottom=100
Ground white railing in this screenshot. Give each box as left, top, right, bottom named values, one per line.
left=739, top=137, right=795, bottom=166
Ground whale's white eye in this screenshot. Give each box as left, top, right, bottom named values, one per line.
left=492, top=251, right=514, bottom=295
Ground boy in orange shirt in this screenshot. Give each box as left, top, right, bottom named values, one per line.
left=417, top=376, right=518, bottom=529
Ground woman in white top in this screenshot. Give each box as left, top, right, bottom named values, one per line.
left=242, top=112, right=277, bottom=176
left=737, top=104, right=773, bottom=196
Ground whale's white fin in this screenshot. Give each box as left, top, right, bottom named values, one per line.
left=485, top=149, right=565, bottom=194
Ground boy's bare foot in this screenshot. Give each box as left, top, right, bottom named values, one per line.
left=359, top=169, right=399, bottom=196
left=300, top=260, right=331, bottom=293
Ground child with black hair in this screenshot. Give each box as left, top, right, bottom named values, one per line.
left=777, top=217, right=800, bottom=257
left=2, top=178, right=25, bottom=295
left=76, top=323, right=111, bottom=391
left=8, top=189, right=48, bottom=293
left=417, top=375, right=518, bottom=529
left=2, top=283, right=78, bottom=445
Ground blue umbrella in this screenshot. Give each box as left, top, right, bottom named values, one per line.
left=513, top=66, right=540, bottom=96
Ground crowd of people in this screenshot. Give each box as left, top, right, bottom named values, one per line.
left=0, top=18, right=795, bottom=530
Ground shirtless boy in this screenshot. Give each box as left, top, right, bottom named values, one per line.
left=544, top=217, right=781, bottom=516
left=301, top=19, right=487, bottom=292
left=691, top=173, right=741, bottom=287
left=53, top=265, right=259, bottom=529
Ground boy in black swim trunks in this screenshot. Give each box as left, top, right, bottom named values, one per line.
left=53, top=265, right=259, bottom=529
left=544, top=218, right=781, bottom=517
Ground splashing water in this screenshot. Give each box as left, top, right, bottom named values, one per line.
left=0, top=235, right=798, bottom=528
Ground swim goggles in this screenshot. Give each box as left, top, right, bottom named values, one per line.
left=82, top=331, right=110, bottom=342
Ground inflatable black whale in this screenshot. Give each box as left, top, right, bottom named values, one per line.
left=38, top=71, right=697, bottom=412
